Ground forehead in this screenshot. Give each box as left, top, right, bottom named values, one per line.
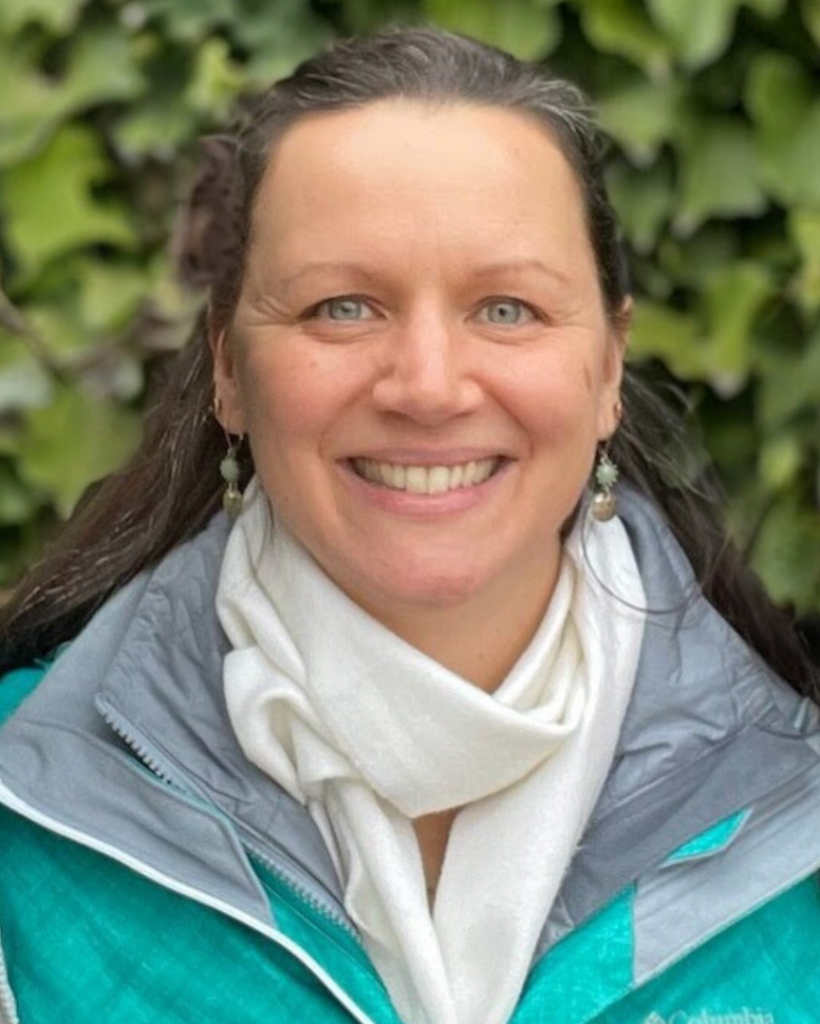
left=248, top=100, right=592, bottom=276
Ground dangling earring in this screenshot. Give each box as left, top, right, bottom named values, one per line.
left=591, top=448, right=619, bottom=521
left=220, top=434, right=244, bottom=519
left=591, top=399, right=622, bottom=522
left=214, top=396, right=244, bottom=519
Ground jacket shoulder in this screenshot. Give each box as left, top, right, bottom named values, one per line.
left=518, top=871, right=820, bottom=1024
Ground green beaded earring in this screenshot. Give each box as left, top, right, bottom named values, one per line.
left=220, top=436, right=244, bottom=519
left=214, top=396, right=244, bottom=519
left=591, top=448, right=619, bottom=522
left=590, top=398, right=622, bottom=523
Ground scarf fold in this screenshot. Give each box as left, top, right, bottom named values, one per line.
left=217, top=479, right=646, bottom=1024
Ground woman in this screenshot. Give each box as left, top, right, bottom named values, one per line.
left=0, top=25, right=818, bottom=1024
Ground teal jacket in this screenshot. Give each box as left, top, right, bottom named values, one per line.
left=1, top=491, right=819, bottom=1024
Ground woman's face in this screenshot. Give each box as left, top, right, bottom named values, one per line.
left=214, top=100, right=624, bottom=620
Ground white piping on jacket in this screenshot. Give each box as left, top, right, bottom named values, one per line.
left=0, top=924, right=20, bottom=1024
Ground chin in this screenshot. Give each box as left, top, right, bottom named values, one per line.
left=363, top=561, right=491, bottom=612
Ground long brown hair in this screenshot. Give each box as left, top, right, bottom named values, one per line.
left=1, top=26, right=817, bottom=697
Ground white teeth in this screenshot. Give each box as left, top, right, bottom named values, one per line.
left=352, top=457, right=502, bottom=494
left=427, top=467, right=451, bottom=494
left=474, top=460, right=496, bottom=484
left=405, top=467, right=428, bottom=494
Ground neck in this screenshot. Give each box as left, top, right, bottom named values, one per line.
left=354, top=550, right=562, bottom=693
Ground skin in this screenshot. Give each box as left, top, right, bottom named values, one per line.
left=212, top=100, right=627, bottom=890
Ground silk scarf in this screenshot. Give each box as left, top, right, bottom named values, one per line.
left=216, top=479, right=646, bottom=1024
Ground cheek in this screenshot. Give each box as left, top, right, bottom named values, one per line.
left=237, top=343, right=365, bottom=502
left=239, top=347, right=324, bottom=439
left=507, top=350, right=604, bottom=441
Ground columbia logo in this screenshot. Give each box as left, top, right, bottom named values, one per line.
left=642, top=1010, right=775, bottom=1024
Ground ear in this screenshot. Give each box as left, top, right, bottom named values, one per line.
left=209, top=313, right=247, bottom=435
left=596, top=296, right=631, bottom=441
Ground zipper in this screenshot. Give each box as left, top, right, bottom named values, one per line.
left=98, top=700, right=216, bottom=799
left=100, top=709, right=181, bottom=789
left=97, top=699, right=359, bottom=938
left=243, top=837, right=360, bottom=941
left=0, top=778, right=379, bottom=1024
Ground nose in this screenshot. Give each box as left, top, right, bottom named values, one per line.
left=371, top=311, right=482, bottom=424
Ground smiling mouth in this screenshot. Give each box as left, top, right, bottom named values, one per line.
left=349, top=456, right=507, bottom=494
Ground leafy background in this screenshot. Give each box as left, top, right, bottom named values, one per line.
left=1, top=0, right=818, bottom=642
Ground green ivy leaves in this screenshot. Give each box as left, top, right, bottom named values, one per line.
left=646, top=0, right=786, bottom=71
left=0, top=26, right=144, bottom=165
left=17, top=383, right=142, bottom=519
left=0, top=0, right=88, bottom=36
left=4, top=126, right=136, bottom=278
left=423, top=0, right=563, bottom=59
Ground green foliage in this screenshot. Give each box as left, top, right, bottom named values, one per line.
left=4, top=125, right=136, bottom=278
left=576, top=0, right=671, bottom=77
left=0, top=0, right=818, bottom=618
left=17, top=382, right=142, bottom=518
left=422, top=0, right=563, bottom=58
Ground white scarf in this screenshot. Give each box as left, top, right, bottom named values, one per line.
left=216, top=479, right=646, bottom=1024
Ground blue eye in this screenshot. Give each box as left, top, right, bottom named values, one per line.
left=313, top=297, right=375, bottom=320
left=482, top=299, right=534, bottom=325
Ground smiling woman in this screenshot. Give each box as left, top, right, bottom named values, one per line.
left=0, top=24, right=819, bottom=1024
left=213, top=100, right=623, bottom=681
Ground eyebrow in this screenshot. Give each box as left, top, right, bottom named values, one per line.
left=275, top=257, right=571, bottom=293
left=470, top=258, right=571, bottom=285
left=277, top=261, right=383, bottom=294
